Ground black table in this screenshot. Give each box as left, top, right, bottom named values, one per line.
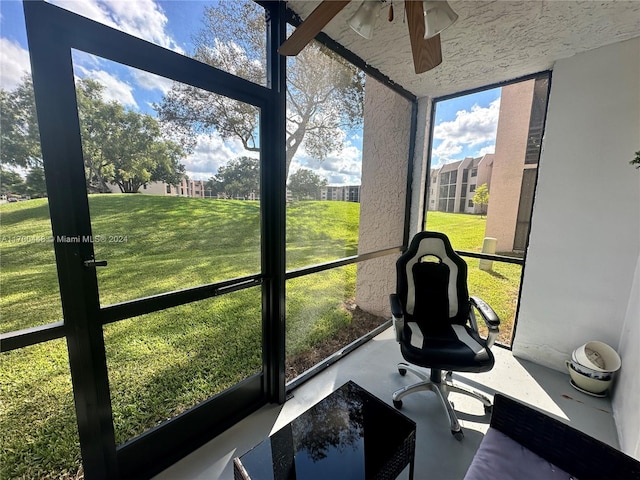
left=234, top=381, right=416, bottom=480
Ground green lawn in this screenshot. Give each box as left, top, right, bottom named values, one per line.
left=0, top=195, right=362, bottom=479
left=0, top=197, right=519, bottom=478
left=425, top=211, right=522, bottom=343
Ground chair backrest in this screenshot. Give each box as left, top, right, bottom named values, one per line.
left=396, top=231, right=469, bottom=326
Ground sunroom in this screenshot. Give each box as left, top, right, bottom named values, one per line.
left=0, top=1, right=638, bottom=479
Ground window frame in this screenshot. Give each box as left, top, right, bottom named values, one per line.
left=422, top=71, right=552, bottom=346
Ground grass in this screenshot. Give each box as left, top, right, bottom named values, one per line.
left=286, top=264, right=357, bottom=357
left=0, top=196, right=361, bottom=479
left=286, top=201, right=359, bottom=268
left=0, top=197, right=519, bottom=478
left=425, top=211, right=522, bottom=343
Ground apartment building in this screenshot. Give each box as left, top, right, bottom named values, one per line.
left=164, top=178, right=206, bottom=198
left=109, top=179, right=207, bottom=198
left=427, top=77, right=548, bottom=252
left=320, top=185, right=361, bottom=202
left=428, top=154, right=493, bottom=214
left=486, top=77, right=548, bottom=252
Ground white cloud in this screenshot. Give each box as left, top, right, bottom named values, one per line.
left=435, top=98, right=501, bottom=145
left=291, top=139, right=363, bottom=186
left=182, top=133, right=257, bottom=180
left=432, top=98, right=501, bottom=164
left=432, top=139, right=463, bottom=165
left=76, top=67, right=138, bottom=108
left=133, top=69, right=173, bottom=94
left=477, top=146, right=495, bottom=157
left=50, top=0, right=183, bottom=53
left=0, top=38, right=31, bottom=90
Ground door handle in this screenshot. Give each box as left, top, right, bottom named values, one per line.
left=83, top=259, right=108, bottom=268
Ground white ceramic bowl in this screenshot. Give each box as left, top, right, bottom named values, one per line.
left=572, top=341, right=621, bottom=373
left=566, top=361, right=612, bottom=394
left=568, top=359, right=612, bottom=380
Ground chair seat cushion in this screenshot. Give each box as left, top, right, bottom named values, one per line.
left=400, top=321, right=494, bottom=372
left=464, top=427, right=573, bottom=480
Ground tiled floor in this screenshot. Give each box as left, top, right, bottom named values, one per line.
left=153, top=327, right=619, bottom=480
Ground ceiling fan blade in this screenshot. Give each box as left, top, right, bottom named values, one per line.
left=278, top=0, right=351, bottom=56
left=405, top=0, right=442, bottom=74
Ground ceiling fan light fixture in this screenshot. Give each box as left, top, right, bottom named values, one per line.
left=348, top=1, right=379, bottom=40
left=423, top=0, right=458, bottom=39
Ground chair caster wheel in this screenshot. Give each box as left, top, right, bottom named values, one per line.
left=398, top=367, right=407, bottom=376
left=452, top=429, right=464, bottom=441
left=393, top=399, right=403, bottom=409
left=484, top=404, right=493, bottom=414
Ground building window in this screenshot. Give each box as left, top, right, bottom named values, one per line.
left=438, top=170, right=457, bottom=213
left=471, top=168, right=477, bottom=177
left=468, top=200, right=474, bottom=207
left=525, top=77, right=550, bottom=165
left=470, top=184, right=476, bottom=192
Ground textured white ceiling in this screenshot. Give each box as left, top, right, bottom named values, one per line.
left=285, top=0, right=640, bottom=98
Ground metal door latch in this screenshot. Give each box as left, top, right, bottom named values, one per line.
left=83, top=259, right=108, bottom=268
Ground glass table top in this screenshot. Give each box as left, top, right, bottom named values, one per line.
left=235, top=381, right=416, bottom=480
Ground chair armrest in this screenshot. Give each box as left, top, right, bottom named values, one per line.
left=470, top=296, right=500, bottom=348
left=390, top=294, right=404, bottom=343
left=390, top=294, right=403, bottom=318
left=470, top=296, right=500, bottom=327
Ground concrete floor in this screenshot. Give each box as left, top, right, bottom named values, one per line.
left=153, top=327, right=619, bottom=480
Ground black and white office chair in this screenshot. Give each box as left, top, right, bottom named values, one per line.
left=390, top=231, right=500, bottom=440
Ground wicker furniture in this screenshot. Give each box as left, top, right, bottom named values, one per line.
left=233, top=381, right=416, bottom=480
left=465, top=394, right=640, bottom=480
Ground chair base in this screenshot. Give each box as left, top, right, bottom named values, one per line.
left=392, top=363, right=492, bottom=440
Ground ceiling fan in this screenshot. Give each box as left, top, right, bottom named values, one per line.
left=278, top=1, right=459, bottom=74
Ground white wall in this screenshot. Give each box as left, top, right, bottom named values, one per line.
left=512, top=37, right=640, bottom=458
left=613, top=254, right=640, bottom=460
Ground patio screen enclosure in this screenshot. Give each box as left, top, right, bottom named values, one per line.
left=1, top=2, right=415, bottom=479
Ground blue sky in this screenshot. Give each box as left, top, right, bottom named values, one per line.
left=431, top=87, right=501, bottom=167
left=1, top=0, right=500, bottom=181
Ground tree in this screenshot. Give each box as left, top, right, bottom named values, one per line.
left=204, top=177, right=223, bottom=198
left=631, top=150, right=640, bottom=169
left=155, top=0, right=364, bottom=178
left=75, top=78, right=186, bottom=193
left=287, top=168, right=327, bottom=200
left=0, top=166, right=26, bottom=194
left=75, top=79, right=117, bottom=193
left=25, top=166, right=47, bottom=198
left=0, top=77, right=42, bottom=168
left=206, top=156, right=259, bottom=199
left=2, top=77, right=186, bottom=194
left=473, top=183, right=490, bottom=217
left=95, top=108, right=185, bottom=194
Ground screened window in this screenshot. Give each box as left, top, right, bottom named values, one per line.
left=425, top=73, right=551, bottom=345
left=284, top=38, right=411, bottom=384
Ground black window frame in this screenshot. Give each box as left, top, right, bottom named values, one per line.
left=422, top=71, right=552, bottom=347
